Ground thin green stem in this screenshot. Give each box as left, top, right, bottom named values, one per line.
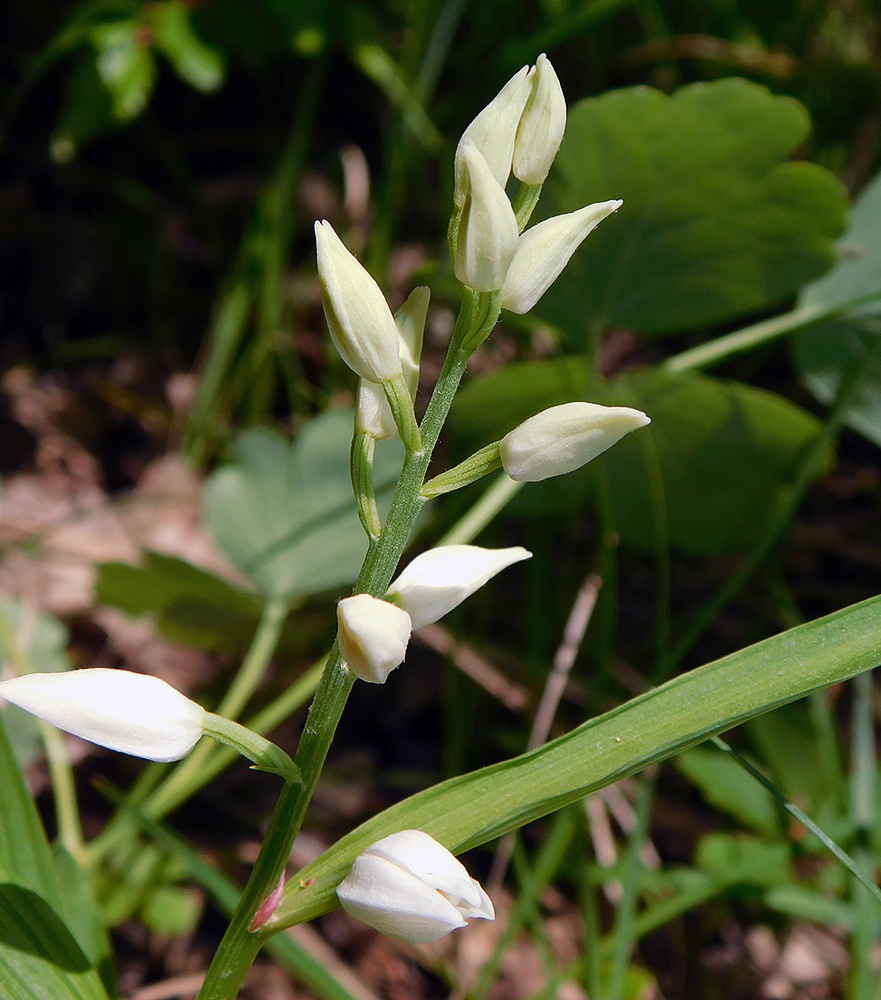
left=197, top=290, right=494, bottom=1000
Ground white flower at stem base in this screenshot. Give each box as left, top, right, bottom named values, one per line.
left=500, top=401, right=651, bottom=482
left=337, top=830, right=494, bottom=943
left=388, top=544, right=531, bottom=631
left=453, top=65, right=531, bottom=209
left=337, top=595, right=412, bottom=684
left=315, top=220, right=403, bottom=384
left=513, top=53, right=567, bottom=186
left=500, top=200, right=623, bottom=314
left=454, top=143, right=520, bottom=293
left=0, top=668, right=207, bottom=762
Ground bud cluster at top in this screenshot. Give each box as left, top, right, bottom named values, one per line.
left=451, top=54, right=621, bottom=313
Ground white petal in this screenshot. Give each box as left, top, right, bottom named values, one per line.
left=315, top=220, right=402, bottom=383
left=337, top=853, right=467, bottom=943
left=365, top=830, right=483, bottom=909
left=501, top=201, right=622, bottom=314
left=388, top=545, right=532, bottom=630
left=0, top=669, right=206, bottom=762
left=500, top=402, right=650, bottom=482
left=337, top=595, right=412, bottom=683
left=513, top=53, right=567, bottom=185
left=454, top=66, right=531, bottom=207
left=454, top=143, right=519, bottom=292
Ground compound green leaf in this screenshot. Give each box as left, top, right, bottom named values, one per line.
left=537, top=80, right=847, bottom=339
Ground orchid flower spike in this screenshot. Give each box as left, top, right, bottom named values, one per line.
left=315, top=220, right=403, bottom=384
left=388, top=544, right=532, bottom=630
left=0, top=668, right=207, bottom=762
left=337, top=830, right=495, bottom=943
left=337, top=594, right=412, bottom=684
left=500, top=401, right=651, bottom=482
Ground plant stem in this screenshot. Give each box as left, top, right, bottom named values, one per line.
left=197, top=291, right=490, bottom=1000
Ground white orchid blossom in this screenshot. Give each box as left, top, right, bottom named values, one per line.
left=337, top=830, right=494, bottom=943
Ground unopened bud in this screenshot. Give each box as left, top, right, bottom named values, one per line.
left=337, top=830, right=494, bottom=943
left=315, top=220, right=403, bottom=384
left=501, top=200, right=622, bottom=314
left=388, top=544, right=531, bottom=630
left=454, top=143, right=519, bottom=292
left=453, top=66, right=531, bottom=208
left=513, top=54, right=567, bottom=185
left=337, top=594, right=412, bottom=684
left=0, top=668, right=207, bottom=762
left=500, top=402, right=650, bottom=481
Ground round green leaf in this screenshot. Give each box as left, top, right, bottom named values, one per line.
left=537, top=80, right=847, bottom=338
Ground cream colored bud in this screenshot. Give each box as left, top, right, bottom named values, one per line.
left=0, top=669, right=207, bottom=762
left=356, top=286, right=429, bottom=440
left=513, top=54, right=567, bottom=185
left=388, top=544, right=532, bottom=630
left=315, top=220, right=403, bottom=383
left=337, top=830, right=494, bottom=943
left=337, top=595, right=412, bottom=684
left=500, top=402, right=650, bottom=481
left=454, top=143, right=519, bottom=292
left=453, top=66, right=531, bottom=208
left=500, top=200, right=622, bottom=314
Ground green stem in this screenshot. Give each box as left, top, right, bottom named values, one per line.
left=197, top=290, right=493, bottom=1000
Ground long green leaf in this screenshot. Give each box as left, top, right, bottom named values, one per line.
left=0, top=714, right=111, bottom=1000
left=265, top=592, right=881, bottom=930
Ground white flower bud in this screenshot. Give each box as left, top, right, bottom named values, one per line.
left=513, top=54, right=567, bottom=185
left=453, top=65, right=531, bottom=208
left=388, top=544, right=532, bottom=630
left=501, top=200, right=622, bottom=314
left=337, top=595, right=412, bottom=684
left=500, top=402, right=651, bottom=482
left=337, top=830, right=494, bottom=943
left=0, top=668, right=207, bottom=762
left=356, top=286, right=429, bottom=440
left=454, top=143, right=520, bottom=293
left=315, top=220, right=403, bottom=383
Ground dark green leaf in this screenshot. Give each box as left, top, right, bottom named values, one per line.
left=538, top=80, right=847, bottom=338
left=96, top=552, right=270, bottom=655
left=450, top=359, right=832, bottom=554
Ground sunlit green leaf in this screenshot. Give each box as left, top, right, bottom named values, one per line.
left=150, top=0, right=224, bottom=92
